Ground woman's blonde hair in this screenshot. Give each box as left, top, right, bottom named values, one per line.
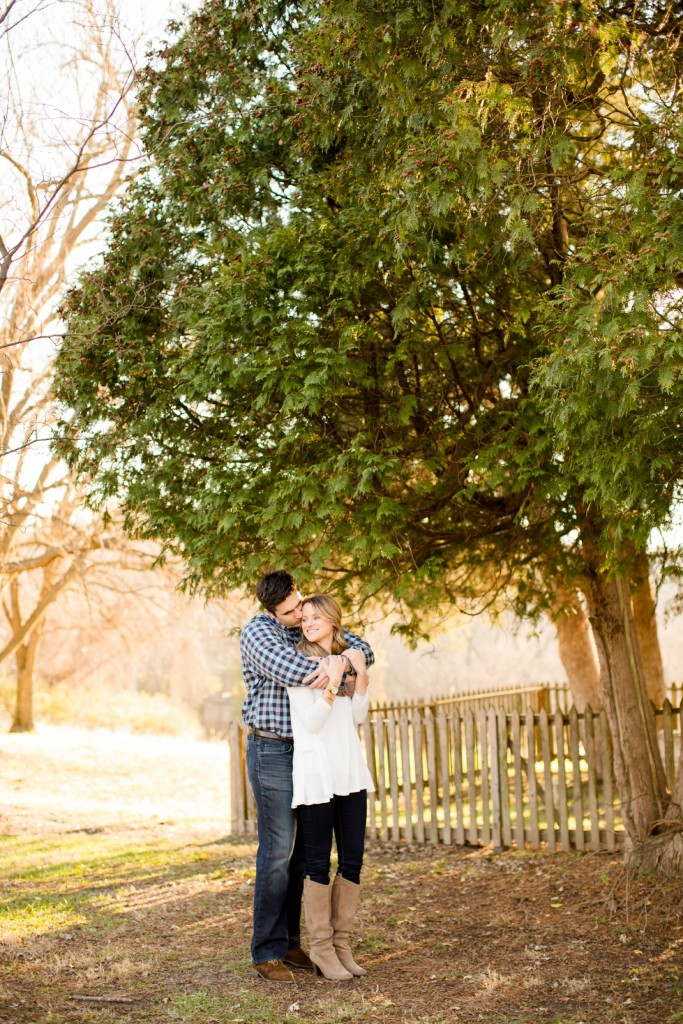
left=297, top=594, right=349, bottom=657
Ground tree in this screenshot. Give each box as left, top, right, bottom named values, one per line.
left=54, top=0, right=683, bottom=869
left=0, top=0, right=140, bottom=728
left=549, top=586, right=600, bottom=712
left=549, top=564, right=666, bottom=712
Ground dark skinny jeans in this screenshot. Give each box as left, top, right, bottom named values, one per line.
left=297, top=790, right=367, bottom=885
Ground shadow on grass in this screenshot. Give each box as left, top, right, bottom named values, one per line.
left=1, top=834, right=683, bottom=1024
left=0, top=832, right=382, bottom=1024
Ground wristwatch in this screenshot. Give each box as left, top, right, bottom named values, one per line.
left=326, top=683, right=339, bottom=696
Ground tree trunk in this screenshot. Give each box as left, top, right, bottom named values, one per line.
left=638, top=733, right=683, bottom=874
left=581, top=541, right=670, bottom=858
left=10, top=629, right=41, bottom=732
left=551, top=586, right=600, bottom=711
left=630, top=553, right=666, bottom=708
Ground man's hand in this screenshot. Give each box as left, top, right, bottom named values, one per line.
left=304, top=654, right=345, bottom=689
left=303, top=658, right=330, bottom=689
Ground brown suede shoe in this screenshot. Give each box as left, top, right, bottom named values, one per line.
left=252, top=959, right=296, bottom=982
left=284, top=947, right=314, bottom=971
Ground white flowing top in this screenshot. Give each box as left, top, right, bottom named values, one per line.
left=287, top=687, right=375, bottom=807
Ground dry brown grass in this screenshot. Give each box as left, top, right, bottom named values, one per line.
left=1, top=726, right=682, bottom=1024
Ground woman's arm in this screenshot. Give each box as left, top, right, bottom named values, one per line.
left=351, top=690, right=370, bottom=725
left=345, top=648, right=368, bottom=696
left=288, top=687, right=333, bottom=733
left=289, top=658, right=345, bottom=733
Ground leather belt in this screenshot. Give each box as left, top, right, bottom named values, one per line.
left=247, top=727, right=292, bottom=741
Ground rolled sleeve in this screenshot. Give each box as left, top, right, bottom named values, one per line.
left=241, top=619, right=318, bottom=688
left=342, top=629, right=375, bottom=669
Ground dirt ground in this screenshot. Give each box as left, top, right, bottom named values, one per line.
left=1, top=727, right=682, bottom=1024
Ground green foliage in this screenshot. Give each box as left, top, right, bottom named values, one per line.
left=55, top=0, right=683, bottom=625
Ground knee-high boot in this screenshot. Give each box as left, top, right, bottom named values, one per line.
left=331, top=875, right=367, bottom=977
left=303, top=878, right=353, bottom=981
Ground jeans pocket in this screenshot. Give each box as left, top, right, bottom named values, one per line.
left=255, top=741, right=294, bottom=791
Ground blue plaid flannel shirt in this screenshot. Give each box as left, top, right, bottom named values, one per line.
left=240, top=612, right=375, bottom=738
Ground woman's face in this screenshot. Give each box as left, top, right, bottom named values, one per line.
left=301, top=604, right=335, bottom=648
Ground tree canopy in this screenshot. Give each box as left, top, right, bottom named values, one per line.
left=55, top=0, right=683, bottom=624
left=54, top=0, right=683, bottom=859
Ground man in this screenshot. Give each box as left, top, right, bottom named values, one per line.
left=240, top=570, right=374, bottom=982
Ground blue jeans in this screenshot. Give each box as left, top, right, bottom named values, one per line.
left=298, top=790, right=367, bottom=885
left=246, top=734, right=306, bottom=964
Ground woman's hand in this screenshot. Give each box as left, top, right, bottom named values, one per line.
left=314, top=654, right=344, bottom=704
left=324, top=655, right=344, bottom=686
left=346, top=648, right=368, bottom=696
left=307, top=651, right=344, bottom=700
left=345, top=649, right=366, bottom=674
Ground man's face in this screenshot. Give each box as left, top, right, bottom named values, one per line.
left=271, top=590, right=303, bottom=627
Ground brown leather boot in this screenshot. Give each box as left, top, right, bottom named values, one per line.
left=252, top=959, right=295, bottom=982
left=284, top=946, right=314, bottom=971
left=331, top=875, right=367, bottom=977
left=303, top=878, right=353, bottom=981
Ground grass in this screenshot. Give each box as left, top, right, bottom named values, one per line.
left=2, top=726, right=683, bottom=1024
left=0, top=831, right=404, bottom=1024
left=3, top=830, right=682, bottom=1024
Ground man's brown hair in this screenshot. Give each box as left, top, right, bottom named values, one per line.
left=255, top=570, right=296, bottom=612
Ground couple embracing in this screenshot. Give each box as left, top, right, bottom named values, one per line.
left=240, top=570, right=375, bottom=982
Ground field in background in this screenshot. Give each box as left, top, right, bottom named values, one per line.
left=0, top=680, right=207, bottom=738
left=0, top=726, right=229, bottom=837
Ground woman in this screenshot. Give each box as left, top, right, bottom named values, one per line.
left=287, top=594, right=374, bottom=981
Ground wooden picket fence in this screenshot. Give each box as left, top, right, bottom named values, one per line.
left=371, top=682, right=683, bottom=718
left=229, top=697, right=683, bottom=850
left=370, top=683, right=570, bottom=718
left=210, top=682, right=683, bottom=738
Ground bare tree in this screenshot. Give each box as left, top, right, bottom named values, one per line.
left=0, top=1, right=49, bottom=46
left=34, top=571, right=251, bottom=724
left=0, top=0, right=140, bottom=729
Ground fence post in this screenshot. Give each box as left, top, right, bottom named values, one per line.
left=568, top=707, right=584, bottom=851
left=539, top=709, right=556, bottom=851
left=451, top=710, right=465, bottom=846
left=425, top=711, right=439, bottom=844
left=387, top=711, right=400, bottom=843
left=399, top=712, right=413, bottom=844
left=511, top=711, right=524, bottom=849
left=376, top=713, right=389, bottom=842
left=362, top=717, right=378, bottom=841
left=489, top=709, right=502, bottom=850
left=228, top=720, right=246, bottom=836
left=413, top=710, right=426, bottom=844
left=465, top=710, right=477, bottom=846
left=584, top=706, right=600, bottom=851
left=662, top=699, right=676, bottom=786
left=478, top=709, right=491, bottom=846
left=554, top=709, right=570, bottom=851
left=437, top=711, right=452, bottom=845
left=498, top=710, right=512, bottom=848
left=600, top=710, right=616, bottom=852
left=525, top=708, right=540, bottom=848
